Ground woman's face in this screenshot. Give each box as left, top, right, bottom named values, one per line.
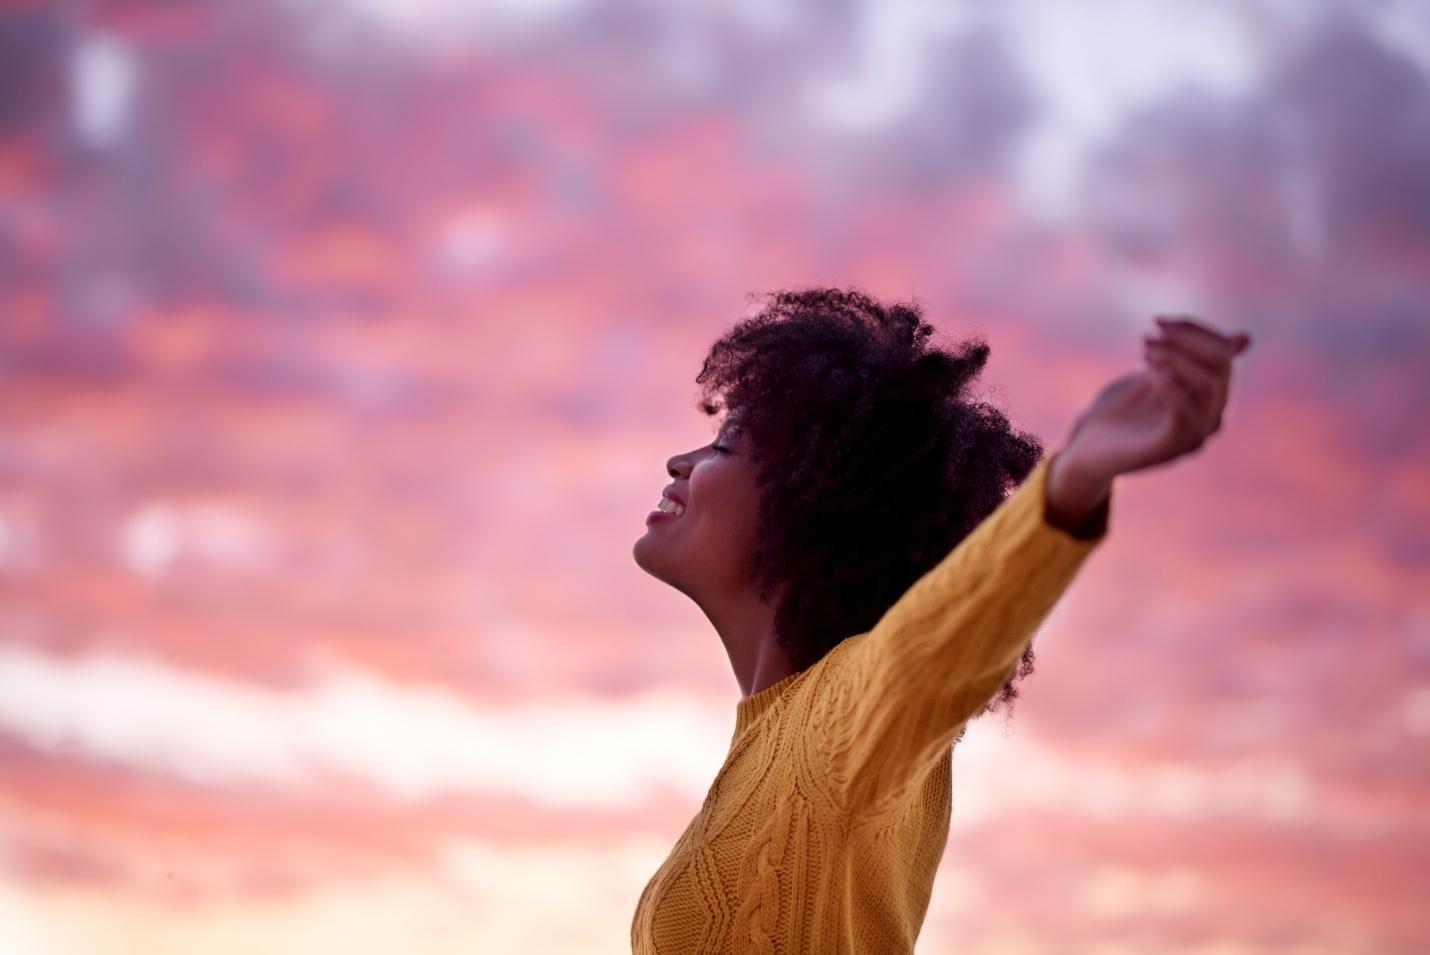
left=632, top=413, right=763, bottom=599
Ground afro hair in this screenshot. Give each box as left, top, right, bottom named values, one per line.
left=694, top=287, right=1047, bottom=738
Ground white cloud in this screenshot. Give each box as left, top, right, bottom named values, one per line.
left=0, top=644, right=728, bottom=808
left=804, top=0, right=972, bottom=131
left=1368, top=0, right=1430, bottom=82
left=432, top=208, right=507, bottom=275
left=950, top=717, right=1315, bottom=826
left=1079, top=863, right=1204, bottom=919
left=1000, top=0, right=1259, bottom=221
left=72, top=33, right=138, bottom=150
left=0, top=643, right=1333, bottom=826
left=1106, top=263, right=1210, bottom=330
left=0, top=877, right=58, bottom=955
left=120, top=502, right=274, bottom=579
left=6, top=840, right=664, bottom=955
left=278, top=0, right=595, bottom=52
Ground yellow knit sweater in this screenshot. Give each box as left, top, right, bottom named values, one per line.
left=629, top=452, right=1111, bottom=954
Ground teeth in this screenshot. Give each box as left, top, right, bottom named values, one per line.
left=658, top=497, right=686, bottom=516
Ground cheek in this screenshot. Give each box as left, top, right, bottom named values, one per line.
left=690, top=468, right=755, bottom=526
left=697, top=475, right=761, bottom=537
left=688, top=476, right=728, bottom=517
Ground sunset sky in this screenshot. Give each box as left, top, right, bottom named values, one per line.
left=2, top=0, right=1428, bottom=952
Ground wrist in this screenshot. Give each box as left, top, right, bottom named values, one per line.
left=1045, top=447, right=1112, bottom=539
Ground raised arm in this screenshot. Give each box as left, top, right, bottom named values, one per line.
left=814, top=314, right=1253, bottom=810
left=816, top=448, right=1109, bottom=810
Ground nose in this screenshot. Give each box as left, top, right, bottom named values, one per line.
left=667, top=448, right=696, bottom=479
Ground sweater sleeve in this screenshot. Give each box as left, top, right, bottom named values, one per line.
left=816, top=450, right=1111, bottom=810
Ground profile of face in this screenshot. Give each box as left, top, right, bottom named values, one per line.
left=632, top=413, right=764, bottom=601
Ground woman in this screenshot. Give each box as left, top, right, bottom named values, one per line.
left=629, top=288, right=1251, bottom=954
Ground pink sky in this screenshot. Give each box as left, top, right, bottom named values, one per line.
left=1, top=1, right=1428, bottom=952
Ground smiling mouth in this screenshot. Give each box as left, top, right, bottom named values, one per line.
left=647, top=496, right=685, bottom=524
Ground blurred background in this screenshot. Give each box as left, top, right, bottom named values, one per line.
left=2, top=0, right=1428, bottom=952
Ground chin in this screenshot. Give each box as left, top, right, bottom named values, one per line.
left=632, top=535, right=657, bottom=573
left=632, top=536, right=678, bottom=586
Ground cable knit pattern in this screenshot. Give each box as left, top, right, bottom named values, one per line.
left=631, top=452, right=1110, bottom=954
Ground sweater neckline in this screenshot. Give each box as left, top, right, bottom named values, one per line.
left=733, top=666, right=804, bottom=736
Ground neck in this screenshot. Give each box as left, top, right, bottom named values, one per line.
left=695, top=585, right=797, bottom=698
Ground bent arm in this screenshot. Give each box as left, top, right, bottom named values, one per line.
left=815, top=449, right=1110, bottom=810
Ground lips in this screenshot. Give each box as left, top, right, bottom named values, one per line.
left=648, top=485, right=686, bottom=523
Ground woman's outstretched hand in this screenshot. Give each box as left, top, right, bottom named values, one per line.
left=1045, top=314, right=1253, bottom=534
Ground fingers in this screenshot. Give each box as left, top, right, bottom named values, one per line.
left=1145, top=330, right=1223, bottom=378
left=1145, top=337, right=1225, bottom=433
left=1153, top=315, right=1252, bottom=367
left=1145, top=342, right=1214, bottom=402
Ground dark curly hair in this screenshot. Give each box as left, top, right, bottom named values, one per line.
left=695, top=287, right=1046, bottom=738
